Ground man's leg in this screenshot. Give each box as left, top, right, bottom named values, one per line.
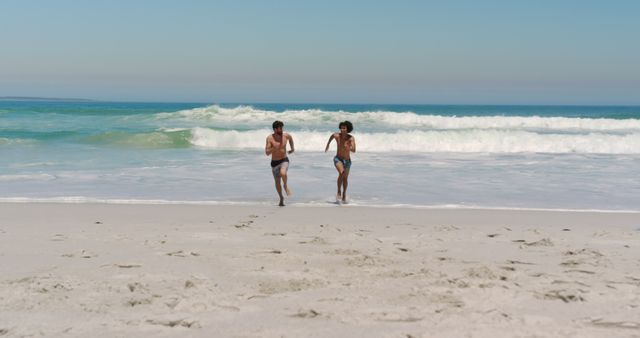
left=274, top=177, right=284, bottom=206
left=341, top=169, right=350, bottom=202
left=281, top=165, right=291, bottom=196
left=335, top=162, right=344, bottom=200
left=273, top=165, right=284, bottom=206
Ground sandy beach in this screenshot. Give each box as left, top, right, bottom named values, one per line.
left=0, top=203, right=638, bottom=337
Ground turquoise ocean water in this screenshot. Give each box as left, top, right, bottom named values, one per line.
left=1, top=100, right=639, bottom=211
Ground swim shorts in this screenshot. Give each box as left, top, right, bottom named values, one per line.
left=271, top=157, right=290, bottom=178
left=333, top=155, right=352, bottom=170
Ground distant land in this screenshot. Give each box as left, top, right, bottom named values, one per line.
left=0, top=96, right=96, bottom=102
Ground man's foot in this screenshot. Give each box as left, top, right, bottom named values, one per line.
left=285, top=185, right=292, bottom=196
left=279, top=199, right=285, bottom=207
left=336, top=192, right=342, bottom=201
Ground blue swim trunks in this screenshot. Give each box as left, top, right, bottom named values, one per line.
left=333, top=155, right=352, bottom=170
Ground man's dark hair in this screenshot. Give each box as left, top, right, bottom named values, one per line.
left=272, top=120, right=284, bottom=129
left=339, top=120, right=353, bottom=133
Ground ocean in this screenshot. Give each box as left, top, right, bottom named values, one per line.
left=1, top=101, right=639, bottom=211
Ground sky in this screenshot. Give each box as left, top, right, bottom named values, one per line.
left=1, top=0, right=639, bottom=104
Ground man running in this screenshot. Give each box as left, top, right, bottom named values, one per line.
left=324, top=121, right=356, bottom=203
left=265, top=120, right=294, bottom=206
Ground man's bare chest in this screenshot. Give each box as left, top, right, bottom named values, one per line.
left=271, top=136, right=285, bottom=147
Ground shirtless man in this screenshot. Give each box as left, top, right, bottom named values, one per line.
left=324, top=121, right=356, bottom=203
left=265, top=120, right=294, bottom=206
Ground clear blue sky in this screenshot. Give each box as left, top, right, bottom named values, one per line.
left=1, top=0, right=639, bottom=104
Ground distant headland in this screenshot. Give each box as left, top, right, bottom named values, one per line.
left=0, top=96, right=96, bottom=102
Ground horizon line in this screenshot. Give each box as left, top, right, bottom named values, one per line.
left=1, top=96, right=639, bottom=107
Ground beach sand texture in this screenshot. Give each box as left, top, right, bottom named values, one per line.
left=0, top=203, right=639, bottom=337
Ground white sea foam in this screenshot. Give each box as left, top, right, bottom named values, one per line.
left=9, top=162, right=58, bottom=168
left=157, top=105, right=640, bottom=132
left=155, top=105, right=640, bottom=154
left=0, top=174, right=56, bottom=182
left=189, top=127, right=269, bottom=149
left=0, top=197, right=268, bottom=205
left=185, top=128, right=640, bottom=154
left=0, top=137, right=35, bottom=145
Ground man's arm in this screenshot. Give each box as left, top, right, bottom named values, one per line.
left=349, top=136, right=356, bottom=153
left=287, top=133, right=295, bottom=154
left=324, top=134, right=335, bottom=152
left=265, top=136, right=273, bottom=156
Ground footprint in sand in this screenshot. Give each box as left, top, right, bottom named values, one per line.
left=127, top=282, right=148, bottom=292
left=330, top=248, right=360, bottom=255
left=562, top=248, right=607, bottom=267
left=264, top=232, right=287, bottom=236
left=541, top=289, right=585, bottom=303
left=126, top=298, right=153, bottom=307
left=114, top=263, right=142, bottom=268
left=291, top=309, right=320, bottom=318
left=146, top=318, right=199, bottom=328
left=258, top=278, right=325, bottom=295
left=345, top=254, right=379, bottom=267
left=465, top=266, right=501, bottom=280
left=590, top=319, right=640, bottom=329
left=166, top=250, right=200, bottom=257
left=375, top=313, right=424, bottom=323
left=234, top=220, right=254, bottom=228
left=564, top=269, right=596, bottom=275
left=506, top=259, right=535, bottom=265
left=50, top=234, right=67, bottom=241
left=435, top=225, right=460, bottom=232
left=299, top=236, right=328, bottom=245
left=560, top=260, right=583, bottom=267
left=436, top=256, right=453, bottom=262
left=61, top=249, right=97, bottom=258
left=564, top=248, right=604, bottom=257
left=592, top=231, right=611, bottom=237
left=521, top=238, right=554, bottom=248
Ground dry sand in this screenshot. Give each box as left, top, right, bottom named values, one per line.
left=0, top=203, right=639, bottom=337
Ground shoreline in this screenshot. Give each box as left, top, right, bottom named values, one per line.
left=1, top=203, right=638, bottom=337
left=1, top=198, right=639, bottom=214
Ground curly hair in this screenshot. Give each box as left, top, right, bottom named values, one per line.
left=339, top=120, right=353, bottom=133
